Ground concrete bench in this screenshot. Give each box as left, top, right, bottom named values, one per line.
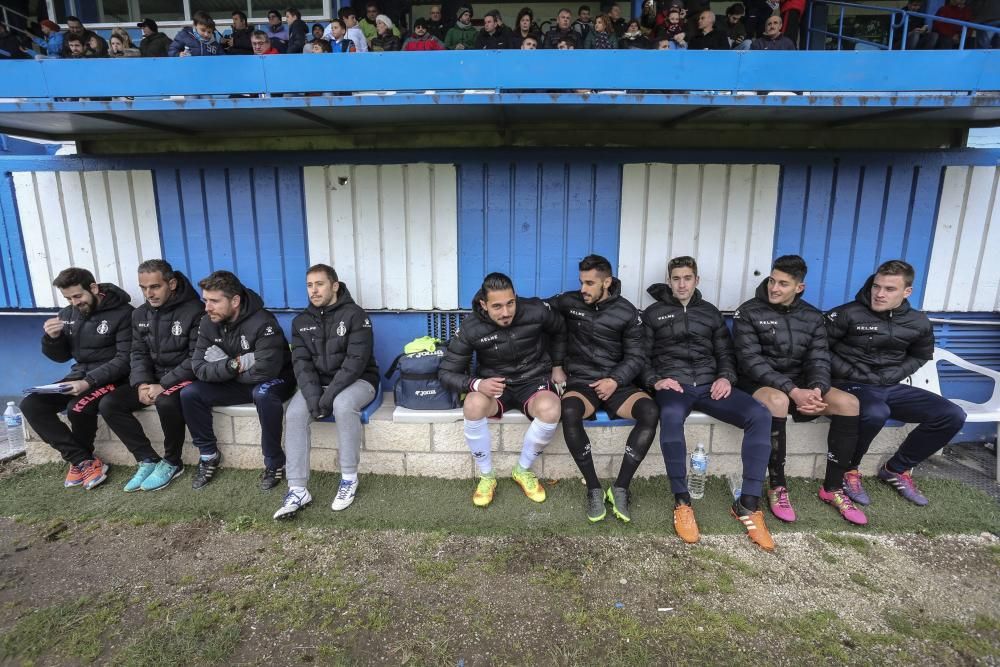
left=392, top=405, right=719, bottom=426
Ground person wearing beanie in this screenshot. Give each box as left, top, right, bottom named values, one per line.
left=445, top=6, right=477, bottom=49
left=371, top=14, right=402, bottom=50
left=32, top=19, right=64, bottom=57
left=403, top=17, right=445, bottom=49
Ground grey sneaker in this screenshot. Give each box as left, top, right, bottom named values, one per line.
left=586, top=488, right=607, bottom=523
left=606, top=485, right=631, bottom=523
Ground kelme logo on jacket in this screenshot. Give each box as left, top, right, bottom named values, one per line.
left=97, top=320, right=109, bottom=334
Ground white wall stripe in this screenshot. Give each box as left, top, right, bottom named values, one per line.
left=924, top=166, right=1000, bottom=312
left=13, top=170, right=162, bottom=308
left=303, top=164, right=459, bottom=310
left=618, top=163, right=780, bottom=311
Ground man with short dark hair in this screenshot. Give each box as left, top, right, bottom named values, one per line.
left=686, top=9, right=730, bottom=48
left=750, top=14, right=796, bottom=49
left=20, top=268, right=133, bottom=490
left=733, top=255, right=864, bottom=525
left=826, top=260, right=966, bottom=507
left=360, top=2, right=382, bottom=42
left=285, top=7, right=308, bottom=52
left=137, top=18, right=170, bottom=57
left=474, top=9, right=513, bottom=48
left=544, top=8, right=578, bottom=47
left=439, top=273, right=565, bottom=507
left=572, top=5, right=594, bottom=43
left=252, top=29, right=279, bottom=54
left=550, top=255, right=658, bottom=523
left=224, top=11, right=254, bottom=54
left=60, top=16, right=95, bottom=57
left=265, top=8, right=289, bottom=52
left=425, top=4, right=449, bottom=40
left=180, top=271, right=295, bottom=490
left=273, top=264, right=380, bottom=519
left=63, top=33, right=86, bottom=57
left=98, top=260, right=203, bottom=492
left=644, top=256, right=774, bottom=551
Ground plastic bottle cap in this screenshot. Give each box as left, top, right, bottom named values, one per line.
left=5, top=401, right=12, bottom=406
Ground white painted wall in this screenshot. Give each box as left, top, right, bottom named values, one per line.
left=303, top=163, right=459, bottom=310
left=924, top=166, right=1000, bottom=312
left=618, top=163, right=780, bottom=311
left=12, top=170, right=161, bottom=308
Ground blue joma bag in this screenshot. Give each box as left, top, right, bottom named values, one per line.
left=385, top=349, right=459, bottom=410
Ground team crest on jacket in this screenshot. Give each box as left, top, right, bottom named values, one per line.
left=171, top=321, right=183, bottom=336
left=337, top=321, right=347, bottom=336
left=240, top=334, right=250, bottom=350
left=96, top=320, right=109, bottom=335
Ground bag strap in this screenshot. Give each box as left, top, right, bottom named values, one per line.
left=384, top=353, right=405, bottom=379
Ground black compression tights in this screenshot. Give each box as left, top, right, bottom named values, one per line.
left=561, top=396, right=602, bottom=489
left=614, top=397, right=659, bottom=489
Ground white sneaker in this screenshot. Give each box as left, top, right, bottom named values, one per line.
left=331, top=479, right=359, bottom=511
left=273, top=488, right=312, bottom=520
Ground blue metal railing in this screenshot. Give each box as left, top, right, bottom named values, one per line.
left=808, top=0, right=1000, bottom=50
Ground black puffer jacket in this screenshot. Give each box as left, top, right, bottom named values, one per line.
left=733, top=278, right=831, bottom=394
left=42, top=283, right=134, bottom=387
left=825, top=274, right=934, bottom=385
left=550, top=279, right=646, bottom=385
left=291, top=284, right=380, bottom=417
left=642, top=283, right=737, bottom=388
left=439, top=296, right=565, bottom=392
left=130, top=272, right=204, bottom=389
left=191, top=287, right=292, bottom=385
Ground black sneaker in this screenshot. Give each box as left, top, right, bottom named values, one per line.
left=192, top=452, right=222, bottom=490
left=260, top=466, right=285, bottom=491
left=586, top=488, right=607, bottom=523
left=606, top=485, right=631, bottom=523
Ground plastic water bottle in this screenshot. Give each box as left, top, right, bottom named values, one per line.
left=4, top=401, right=24, bottom=457
left=727, top=472, right=742, bottom=500
left=688, top=443, right=708, bottom=500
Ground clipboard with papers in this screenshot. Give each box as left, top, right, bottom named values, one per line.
left=23, top=383, right=73, bottom=395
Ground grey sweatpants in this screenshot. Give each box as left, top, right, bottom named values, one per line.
left=284, top=380, right=376, bottom=488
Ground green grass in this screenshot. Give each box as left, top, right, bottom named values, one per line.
left=0, top=594, right=127, bottom=665
left=4, top=464, right=999, bottom=536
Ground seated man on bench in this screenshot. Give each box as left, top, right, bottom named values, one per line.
left=273, top=264, right=379, bottom=519
left=438, top=272, right=565, bottom=507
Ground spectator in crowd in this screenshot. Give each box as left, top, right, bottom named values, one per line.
left=170, top=15, right=223, bottom=56
left=265, top=8, right=289, bottom=52
left=779, top=0, right=805, bottom=46
left=63, top=32, right=86, bottom=57
left=86, top=34, right=110, bottom=57
left=325, top=7, right=367, bottom=51
left=371, top=14, right=402, bottom=50
left=61, top=16, right=95, bottom=57
left=751, top=14, right=796, bottom=48
left=654, top=6, right=685, bottom=44
left=620, top=18, right=651, bottom=47
left=224, top=11, right=254, bottom=54
left=285, top=7, right=308, bottom=53
left=327, top=19, right=358, bottom=51
left=32, top=19, right=63, bottom=57
left=573, top=5, right=594, bottom=43
left=934, top=0, right=974, bottom=47
left=892, top=0, right=938, bottom=49
left=109, top=30, right=140, bottom=57
left=743, top=0, right=771, bottom=37
left=309, top=37, right=333, bottom=52
left=606, top=2, right=627, bottom=36
left=475, top=9, right=513, bottom=48
left=360, top=2, right=382, bottom=42
left=971, top=0, right=1000, bottom=48
left=640, top=0, right=658, bottom=30
left=544, top=8, right=577, bottom=47
left=583, top=14, right=618, bottom=47
left=0, top=22, right=28, bottom=59
left=520, top=34, right=539, bottom=48
left=425, top=4, right=449, bottom=40
left=685, top=9, right=730, bottom=48
left=723, top=2, right=750, bottom=49
left=310, top=23, right=325, bottom=42
left=403, top=17, right=445, bottom=49
left=252, top=29, right=280, bottom=54
left=511, top=7, right=541, bottom=48
left=137, top=18, right=170, bottom=57
left=657, top=36, right=672, bottom=47
left=557, top=35, right=576, bottom=47
left=445, top=6, right=477, bottom=49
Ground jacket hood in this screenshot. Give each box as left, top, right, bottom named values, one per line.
left=305, top=282, right=358, bottom=316
left=646, top=282, right=703, bottom=306
left=94, top=283, right=132, bottom=312
left=157, top=271, right=200, bottom=312
left=753, top=277, right=804, bottom=312
left=855, top=273, right=912, bottom=316
left=230, top=286, right=264, bottom=326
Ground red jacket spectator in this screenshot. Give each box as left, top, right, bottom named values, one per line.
left=780, top=0, right=807, bottom=14
left=934, top=0, right=974, bottom=39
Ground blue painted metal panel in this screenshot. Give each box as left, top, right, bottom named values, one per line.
left=457, top=161, right=622, bottom=304
left=0, top=172, right=33, bottom=309
left=153, top=166, right=309, bottom=310
left=774, top=158, right=942, bottom=311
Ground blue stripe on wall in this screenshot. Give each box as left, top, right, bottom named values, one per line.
left=774, top=159, right=942, bottom=311
left=153, top=167, right=309, bottom=310
left=0, top=172, right=33, bottom=308
left=457, top=161, right=622, bottom=304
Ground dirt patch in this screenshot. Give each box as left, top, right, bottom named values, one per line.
left=1, top=518, right=998, bottom=665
